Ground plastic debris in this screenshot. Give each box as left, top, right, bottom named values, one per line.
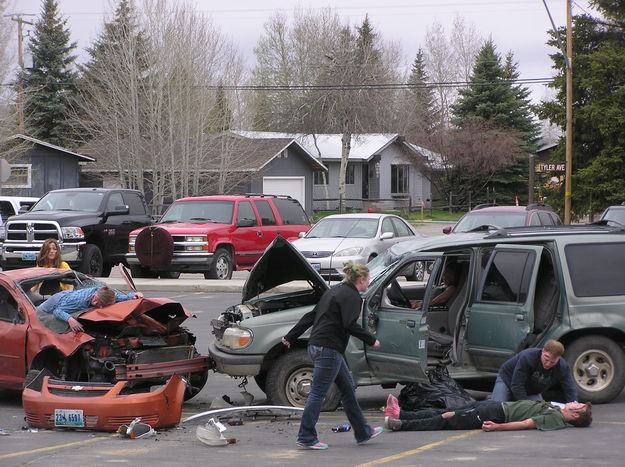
left=196, top=418, right=230, bottom=447
left=0, top=429, right=9, bottom=436
left=117, top=417, right=156, bottom=439
left=227, top=418, right=243, bottom=426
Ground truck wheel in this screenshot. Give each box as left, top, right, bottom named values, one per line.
left=130, top=265, right=157, bottom=279
left=80, top=244, right=103, bottom=276
left=101, top=263, right=113, bottom=278
left=564, top=335, right=625, bottom=404
left=266, top=349, right=340, bottom=410
left=204, top=248, right=233, bottom=280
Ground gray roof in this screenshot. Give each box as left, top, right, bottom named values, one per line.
left=11, top=134, right=95, bottom=162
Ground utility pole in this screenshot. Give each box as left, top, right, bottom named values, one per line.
left=564, top=0, right=573, bottom=224
left=4, top=13, right=35, bottom=134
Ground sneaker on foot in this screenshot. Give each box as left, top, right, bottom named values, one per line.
left=384, top=416, right=402, bottom=431
left=385, top=394, right=400, bottom=419
left=297, top=441, right=329, bottom=450
left=357, top=426, right=383, bottom=445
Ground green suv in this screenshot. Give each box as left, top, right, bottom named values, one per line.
left=209, top=226, right=625, bottom=407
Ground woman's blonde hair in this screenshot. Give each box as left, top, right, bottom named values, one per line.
left=36, top=238, right=63, bottom=268
left=342, top=261, right=369, bottom=284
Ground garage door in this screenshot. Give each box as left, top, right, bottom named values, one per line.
left=263, top=176, right=305, bottom=207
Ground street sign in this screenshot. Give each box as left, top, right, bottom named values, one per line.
left=536, top=163, right=565, bottom=173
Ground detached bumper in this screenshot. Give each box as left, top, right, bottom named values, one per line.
left=208, top=342, right=263, bottom=376
left=23, top=375, right=186, bottom=431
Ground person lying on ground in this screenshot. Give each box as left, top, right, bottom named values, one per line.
left=37, top=286, right=143, bottom=333
left=491, top=340, right=577, bottom=403
left=383, top=394, right=591, bottom=432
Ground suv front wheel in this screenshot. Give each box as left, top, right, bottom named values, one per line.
left=565, top=335, right=625, bottom=404
left=265, top=349, right=340, bottom=410
left=204, top=248, right=233, bottom=280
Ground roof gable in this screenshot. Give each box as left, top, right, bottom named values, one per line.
left=11, top=134, right=95, bottom=162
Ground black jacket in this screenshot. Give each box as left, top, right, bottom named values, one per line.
left=284, top=281, right=376, bottom=354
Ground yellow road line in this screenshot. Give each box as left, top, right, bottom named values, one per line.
left=0, top=435, right=115, bottom=460
left=355, top=430, right=480, bottom=467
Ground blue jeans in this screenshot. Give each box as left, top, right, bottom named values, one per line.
left=491, top=375, right=542, bottom=401
left=297, top=345, right=374, bottom=445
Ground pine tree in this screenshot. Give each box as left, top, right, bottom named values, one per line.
left=452, top=40, right=539, bottom=204
left=207, top=82, right=233, bottom=132
left=405, top=49, right=439, bottom=136
left=21, top=0, right=77, bottom=147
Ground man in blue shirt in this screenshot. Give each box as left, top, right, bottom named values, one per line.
left=491, top=340, right=577, bottom=402
left=37, top=286, right=143, bottom=333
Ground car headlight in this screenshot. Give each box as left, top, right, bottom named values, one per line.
left=185, top=235, right=208, bottom=251
left=334, top=247, right=364, bottom=257
left=222, top=327, right=253, bottom=349
left=128, top=235, right=137, bottom=253
left=61, top=227, right=84, bottom=240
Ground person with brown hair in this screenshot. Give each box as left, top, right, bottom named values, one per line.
left=37, top=286, right=143, bottom=333
left=491, top=340, right=577, bottom=402
left=31, top=238, right=74, bottom=293
left=281, top=261, right=383, bottom=450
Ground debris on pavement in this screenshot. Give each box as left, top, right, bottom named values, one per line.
left=196, top=418, right=231, bottom=447
left=117, top=418, right=156, bottom=439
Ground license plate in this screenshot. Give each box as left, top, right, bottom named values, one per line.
left=54, top=409, right=84, bottom=427
left=21, top=252, right=37, bottom=261
left=312, top=263, right=321, bottom=271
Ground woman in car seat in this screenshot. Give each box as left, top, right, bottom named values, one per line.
left=30, top=238, right=74, bottom=294
left=411, top=262, right=460, bottom=309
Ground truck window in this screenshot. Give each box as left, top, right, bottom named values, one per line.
left=273, top=198, right=308, bottom=225
left=237, top=201, right=257, bottom=226
left=566, top=243, right=625, bottom=297
left=478, top=250, right=534, bottom=303
left=255, top=200, right=276, bottom=226
left=122, top=192, right=148, bottom=215
left=106, top=192, right=125, bottom=211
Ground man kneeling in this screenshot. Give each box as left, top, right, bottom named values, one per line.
left=384, top=394, right=591, bottom=432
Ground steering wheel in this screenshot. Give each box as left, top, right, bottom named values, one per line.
left=388, top=279, right=412, bottom=308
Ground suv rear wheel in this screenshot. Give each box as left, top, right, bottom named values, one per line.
left=565, top=335, right=625, bottom=403
left=204, top=248, right=233, bottom=280
left=265, top=349, right=340, bottom=410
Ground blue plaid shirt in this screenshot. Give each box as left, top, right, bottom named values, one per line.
left=37, top=287, right=137, bottom=323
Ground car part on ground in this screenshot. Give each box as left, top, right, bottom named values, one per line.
left=127, top=194, right=311, bottom=280
left=22, top=372, right=186, bottom=431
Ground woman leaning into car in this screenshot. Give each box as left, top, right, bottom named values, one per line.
left=281, top=261, right=383, bottom=450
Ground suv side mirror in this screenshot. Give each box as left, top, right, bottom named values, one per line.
left=107, top=205, right=130, bottom=216
left=443, top=226, right=452, bottom=234
left=237, top=218, right=255, bottom=228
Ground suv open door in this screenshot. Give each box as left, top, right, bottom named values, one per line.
left=462, top=244, right=543, bottom=371
left=362, top=253, right=443, bottom=383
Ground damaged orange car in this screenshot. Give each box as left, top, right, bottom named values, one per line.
left=0, top=267, right=210, bottom=400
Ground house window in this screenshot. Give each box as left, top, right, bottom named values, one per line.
left=4, top=164, right=31, bottom=188
left=391, top=165, right=409, bottom=194
left=313, top=171, right=327, bottom=185
left=346, top=164, right=355, bottom=185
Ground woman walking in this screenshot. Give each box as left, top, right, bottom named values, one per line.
left=282, top=262, right=383, bottom=450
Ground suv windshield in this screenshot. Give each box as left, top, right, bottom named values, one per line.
left=160, top=200, right=235, bottom=224
left=306, top=218, right=378, bottom=238
left=32, top=192, right=105, bottom=213
left=454, top=212, right=526, bottom=232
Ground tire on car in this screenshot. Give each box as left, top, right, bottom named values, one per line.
left=135, top=226, right=174, bottom=268
left=204, top=248, right=233, bottom=280
left=265, top=349, right=340, bottom=411
left=79, top=244, right=103, bottom=277
left=564, top=335, right=625, bottom=404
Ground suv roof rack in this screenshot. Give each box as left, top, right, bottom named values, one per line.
left=473, top=203, right=498, bottom=210
left=526, top=203, right=553, bottom=211
left=244, top=193, right=293, bottom=199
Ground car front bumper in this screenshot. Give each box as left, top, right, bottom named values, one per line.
left=126, top=252, right=215, bottom=271
left=208, top=342, right=263, bottom=376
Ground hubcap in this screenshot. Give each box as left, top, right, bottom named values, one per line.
left=572, top=349, right=614, bottom=393
left=215, top=256, right=229, bottom=279
left=285, top=367, right=313, bottom=407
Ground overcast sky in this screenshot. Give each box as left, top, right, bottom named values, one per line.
left=11, top=0, right=595, bottom=103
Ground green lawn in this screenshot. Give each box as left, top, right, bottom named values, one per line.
left=311, top=209, right=465, bottom=223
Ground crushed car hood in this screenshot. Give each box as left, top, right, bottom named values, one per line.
left=242, top=236, right=329, bottom=301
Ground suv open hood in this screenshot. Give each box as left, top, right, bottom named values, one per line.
left=242, top=236, right=329, bottom=301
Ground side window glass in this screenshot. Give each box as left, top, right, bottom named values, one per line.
left=479, top=250, right=534, bottom=303
left=0, top=287, right=20, bottom=323
left=538, top=211, right=554, bottom=226
left=236, top=201, right=257, bottom=226
left=530, top=213, right=541, bottom=226
left=381, top=217, right=394, bottom=235
left=106, top=192, right=125, bottom=211
left=255, top=200, right=276, bottom=226
left=273, top=198, right=308, bottom=225
left=122, top=192, right=147, bottom=215
left=391, top=217, right=413, bottom=237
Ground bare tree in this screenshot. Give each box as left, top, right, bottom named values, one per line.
left=0, top=0, right=18, bottom=142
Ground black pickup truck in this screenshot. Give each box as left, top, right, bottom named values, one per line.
left=0, top=188, right=152, bottom=276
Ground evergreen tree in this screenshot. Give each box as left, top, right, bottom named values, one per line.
left=538, top=1, right=625, bottom=216
left=21, top=0, right=77, bottom=147
left=405, top=49, right=439, bottom=136
left=207, top=82, right=233, bottom=132
left=452, top=40, right=539, bottom=204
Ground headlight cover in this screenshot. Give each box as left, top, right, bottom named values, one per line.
left=61, top=226, right=85, bottom=240
left=222, top=327, right=253, bottom=349
left=334, top=247, right=364, bottom=257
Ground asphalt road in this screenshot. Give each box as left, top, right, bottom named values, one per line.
left=1, top=290, right=625, bottom=466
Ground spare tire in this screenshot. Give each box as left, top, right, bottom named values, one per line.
left=135, top=226, right=174, bottom=267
